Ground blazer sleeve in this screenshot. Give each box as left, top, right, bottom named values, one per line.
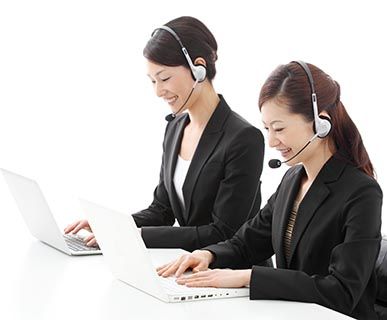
left=249, top=180, right=382, bottom=316
left=131, top=124, right=175, bottom=227
left=140, top=127, right=265, bottom=251
left=203, top=188, right=277, bottom=269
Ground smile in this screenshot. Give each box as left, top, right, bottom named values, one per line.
left=277, top=148, right=292, bottom=157
left=164, top=96, right=178, bottom=104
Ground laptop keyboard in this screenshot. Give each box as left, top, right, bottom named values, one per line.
left=158, top=276, right=206, bottom=294
left=63, top=234, right=100, bottom=252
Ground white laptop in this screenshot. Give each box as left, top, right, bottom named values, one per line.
left=79, top=199, right=250, bottom=303
left=1, top=169, right=101, bottom=256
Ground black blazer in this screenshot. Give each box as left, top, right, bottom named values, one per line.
left=205, top=155, right=382, bottom=320
left=132, top=95, right=265, bottom=252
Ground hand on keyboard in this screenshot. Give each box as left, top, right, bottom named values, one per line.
left=157, top=250, right=214, bottom=278
left=64, top=219, right=98, bottom=247
left=63, top=233, right=100, bottom=251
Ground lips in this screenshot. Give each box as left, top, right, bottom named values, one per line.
left=164, top=96, right=178, bottom=105
left=277, top=147, right=292, bottom=158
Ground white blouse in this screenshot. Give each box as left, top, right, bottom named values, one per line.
left=173, top=155, right=191, bottom=210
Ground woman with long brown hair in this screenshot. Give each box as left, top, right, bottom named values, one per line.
left=157, top=61, right=382, bottom=319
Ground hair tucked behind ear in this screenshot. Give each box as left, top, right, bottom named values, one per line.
left=259, top=62, right=375, bottom=178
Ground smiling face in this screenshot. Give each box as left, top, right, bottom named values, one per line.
left=261, top=98, right=319, bottom=166
left=146, top=59, right=199, bottom=113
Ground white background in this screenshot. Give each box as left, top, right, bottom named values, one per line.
left=1, top=0, right=386, bottom=235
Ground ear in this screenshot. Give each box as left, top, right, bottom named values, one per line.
left=319, top=111, right=331, bottom=120
left=194, top=57, right=207, bottom=67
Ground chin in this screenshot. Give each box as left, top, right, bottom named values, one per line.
left=285, top=158, right=302, bottom=167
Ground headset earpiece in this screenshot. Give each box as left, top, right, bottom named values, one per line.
left=315, top=115, right=332, bottom=138
left=192, top=63, right=206, bottom=82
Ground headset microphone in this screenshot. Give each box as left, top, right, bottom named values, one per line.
left=268, top=133, right=318, bottom=169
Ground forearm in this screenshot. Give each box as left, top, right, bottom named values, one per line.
left=132, top=205, right=175, bottom=227
left=141, top=225, right=215, bottom=251
left=141, top=222, right=241, bottom=251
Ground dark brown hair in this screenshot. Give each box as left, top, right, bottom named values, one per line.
left=259, top=62, right=375, bottom=178
left=143, top=16, right=218, bottom=81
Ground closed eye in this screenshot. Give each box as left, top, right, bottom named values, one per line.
left=160, top=77, right=171, bottom=82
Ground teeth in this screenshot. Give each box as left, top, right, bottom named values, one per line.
left=165, top=96, right=177, bottom=103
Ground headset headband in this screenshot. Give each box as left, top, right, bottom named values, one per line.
left=151, top=25, right=206, bottom=82
left=292, top=60, right=332, bottom=138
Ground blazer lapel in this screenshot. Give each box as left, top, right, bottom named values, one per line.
left=287, top=182, right=330, bottom=266
left=273, top=166, right=304, bottom=268
left=287, top=156, right=347, bottom=266
left=164, top=114, right=190, bottom=224
left=182, top=95, right=231, bottom=223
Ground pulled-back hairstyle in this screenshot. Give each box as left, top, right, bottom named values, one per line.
left=143, top=16, right=218, bottom=81
left=259, top=62, right=375, bottom=178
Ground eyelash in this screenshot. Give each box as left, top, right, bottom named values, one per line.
left=151, top=77, right=171, bottom=84
left=264, top=127, right=284, bottom=132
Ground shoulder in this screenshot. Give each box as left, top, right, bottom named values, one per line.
left=337, top=162, right=383, bottom=234
left=223, top=110, right=264, bottom=146
left=341, top=162, right=383, bottom=198
left=319, top=157, right=383, bottom=214
left=227, top=110, right=262, bottom=134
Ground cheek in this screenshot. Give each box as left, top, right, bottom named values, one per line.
left=283, top=130, right=310, bottom=148
left=176, top=72, right=196, bottom=92
left=170, top=79, right=190, bottom=95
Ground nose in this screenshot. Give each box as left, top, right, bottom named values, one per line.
left=154, top=81, right=166, bottom=98
left=267, top=130, right=280, bottom=148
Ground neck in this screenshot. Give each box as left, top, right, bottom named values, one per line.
left=187, top=83, right=220, bottom=130
left=303, top=141, right=336, bottom=182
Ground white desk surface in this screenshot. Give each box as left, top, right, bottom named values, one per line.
left=0, top=182, right=354, bottom=320
left=0, top=239, right=355, bottom=320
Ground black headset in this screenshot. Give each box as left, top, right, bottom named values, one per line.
left=292, top=61, right=332, bottom=138
left=151, top=25, right=207, bottom=83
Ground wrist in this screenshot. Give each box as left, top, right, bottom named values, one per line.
left=192, top=249, right=214, bottom=266
left=197, top=250, right=214, bottom=265
left=242, top=269, right=252, bottom=287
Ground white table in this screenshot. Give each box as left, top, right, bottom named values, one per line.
left=0, top=239, right=356, bottom=319
left=0, top=179, right=353, bottom=320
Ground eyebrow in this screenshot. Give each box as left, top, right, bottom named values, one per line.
left=262, top=120, right=284, bottom=126
left=147, top=69, right=166, bottom=78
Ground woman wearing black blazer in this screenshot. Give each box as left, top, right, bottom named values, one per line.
left=158, top=62, right=382, bottom=319
left=64, top=17, right=269, bottom=261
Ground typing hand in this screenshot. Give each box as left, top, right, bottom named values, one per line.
left=176, top=269, right=252, bottom=288
left=156, top=250, right=214, bottom=278
left=64, top=219, right=97, bottom=247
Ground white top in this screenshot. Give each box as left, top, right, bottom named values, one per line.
left=173, top=155, right=191, bottom=210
